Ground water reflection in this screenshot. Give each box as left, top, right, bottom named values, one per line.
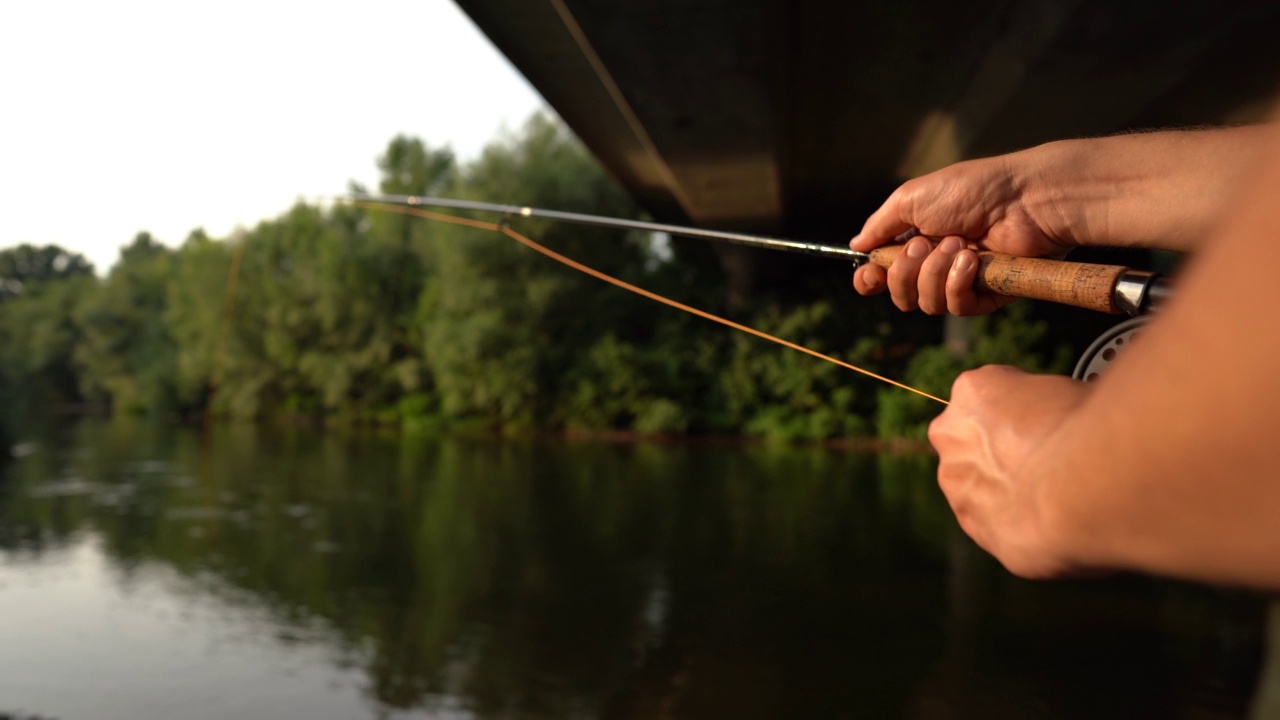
left=0, top=419, right=1268, bottom=719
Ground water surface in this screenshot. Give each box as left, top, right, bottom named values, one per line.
left=0, top=419, right=1269, bottom=719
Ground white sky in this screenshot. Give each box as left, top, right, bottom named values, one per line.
left=0, top=0, right=546, bottom=272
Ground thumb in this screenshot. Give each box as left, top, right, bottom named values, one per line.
left=851, top=189, right=914, bottom=252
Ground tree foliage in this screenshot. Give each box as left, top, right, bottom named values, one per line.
left=0, top=112, right=1061, bottom=440
left=75, top=233, right=178, bottom=413
left=0, top=243, right=93, bottom=300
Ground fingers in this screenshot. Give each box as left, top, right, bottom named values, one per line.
left=853, top=263, right=887, bottom=296
left=887, top=236, right=933, bottom=311
left=885, top=234, right=983, bottom=314
left=945, top=248, right=983, bottom=315
left=917, top=236, right=964, bottom=314
left=853, top=238, right=1008, bottom=316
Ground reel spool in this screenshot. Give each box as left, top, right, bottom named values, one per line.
left=1072, top=316, right=1147, bottom=382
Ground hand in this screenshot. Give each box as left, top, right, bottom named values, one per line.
left=928, top=365, right=1090, bottom=578
left=851, top=153, right=1075, bottom=315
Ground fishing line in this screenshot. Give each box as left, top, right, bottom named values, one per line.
left=352, top=200, right=949, bottom=406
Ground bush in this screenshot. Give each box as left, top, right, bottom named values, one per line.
left=720, top=302, right=874, bottom=441
left=633, top=398, right=688, bottom=434
left=876, top=303, right=1071, bottom=440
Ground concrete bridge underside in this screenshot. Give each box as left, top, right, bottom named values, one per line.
left=456, top=0, right=1280, bottom=242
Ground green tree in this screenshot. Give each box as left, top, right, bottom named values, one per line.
left=423, top=113, right=647, bottom=425
left=209, top=205, right=334, bottom=417
left=0, top=277, right=97, bottom=407
left=370, top=135, right=456, bottom=252
left=0, top=244, right=97, bottom=413
left=165, top=229, right=236, bottom=410
left=0, top=243, right=93, bottom=300
left=75, top=232, right=180, bottom=414
left=297, top=200, right=432, bottom=419
left=202, top=197, right=434, bottom=420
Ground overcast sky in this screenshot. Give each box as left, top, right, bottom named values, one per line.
left=0, top=0, right=546, bottom=272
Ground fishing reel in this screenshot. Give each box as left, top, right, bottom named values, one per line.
left=1072, top=316, right=1146, bottom=382
left=1070, top=265, right=1172, bottom=381
left=1070, top=269, right=1168, bottom=382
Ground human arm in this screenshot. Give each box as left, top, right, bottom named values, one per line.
left=929, top=122, right=1280, bottom=588
left=852, top=124, right=1269, bottom=315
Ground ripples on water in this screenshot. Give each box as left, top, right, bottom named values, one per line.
left=0, top=418, right=1271, bottom=719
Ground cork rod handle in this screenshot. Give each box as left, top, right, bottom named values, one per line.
left=868, top=245, right=1127, bottom=314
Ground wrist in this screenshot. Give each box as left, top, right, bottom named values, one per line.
left=1013, top=139, right=1111, bottom=250
left=1021, top=387, right=1123, bottom=574
left=1029, top=398, right=1133, bottom=575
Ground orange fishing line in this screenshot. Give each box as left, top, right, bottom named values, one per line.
left=354, top=201, right=948, bottom=406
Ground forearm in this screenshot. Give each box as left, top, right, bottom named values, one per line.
left=1017, top=124, right=1270, bottom=252
left=1039, top=126, right=1280, bottom=588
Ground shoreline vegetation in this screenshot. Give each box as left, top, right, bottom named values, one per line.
left=0, top=113, right=1066, bottom=452
left=23, top=402, right=938, bottom=456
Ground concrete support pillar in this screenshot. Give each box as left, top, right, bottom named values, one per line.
left=945, top=315, right=973, bottom=357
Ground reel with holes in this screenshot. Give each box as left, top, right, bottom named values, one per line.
left=1073, top=316, right=1147, bottom=382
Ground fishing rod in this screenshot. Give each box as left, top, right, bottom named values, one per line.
left=351, top=193, right=858, bottom=261
left=350, top=192, right=1170, bottom=318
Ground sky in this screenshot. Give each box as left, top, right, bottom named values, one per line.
left=0, top=0, right=546, bottom=272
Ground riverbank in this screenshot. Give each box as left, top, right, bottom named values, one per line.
left=28, top=403, right=935, bottom=456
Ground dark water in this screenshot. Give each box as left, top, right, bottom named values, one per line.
left=0, top=418, right=1271, bottom=720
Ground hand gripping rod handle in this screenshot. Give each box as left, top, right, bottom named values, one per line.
left=867, top=245, right=1167, bottom=315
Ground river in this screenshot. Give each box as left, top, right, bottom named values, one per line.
left=0, top=418, right=1270, bottom=719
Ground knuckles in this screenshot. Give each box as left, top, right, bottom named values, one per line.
left=949, top=369, right=982, bottom=402
left=950, top=364, right=1018, bottom=403
left=890, top=179, right=919, bottom=206
left=926, top=414, right=949, bottom=448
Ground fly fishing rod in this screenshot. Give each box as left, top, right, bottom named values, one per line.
left=351, top=193, right=1170, bottom=318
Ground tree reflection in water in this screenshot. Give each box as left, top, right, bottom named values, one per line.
left=0, top=419, right=1267, bottom=719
